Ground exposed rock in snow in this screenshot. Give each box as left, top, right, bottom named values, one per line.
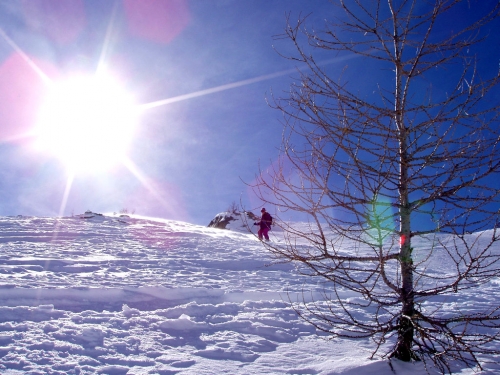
left=207, top=210, right=258, bottom=231
left=77, top=210, right=105, bottom=219
left=82, top=210, right=95, bottom=219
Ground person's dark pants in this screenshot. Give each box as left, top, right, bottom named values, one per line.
left=258, top=227, right=270, bottom=241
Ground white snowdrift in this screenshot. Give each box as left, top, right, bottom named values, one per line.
left=0, top=214, right=497, bottom=374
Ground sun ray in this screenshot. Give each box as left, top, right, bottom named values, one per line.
left=138, top=70, right=293, bottom=110
left=58, top=173, right=75, bottom=219
left=139, top=55, right=357, bottom=111
left=49, top=172, right=74, bottom=243
left=122, top=157, right=171, bottom=210
left=0, top=27, right=52, bottom=85
left=0, top=27, right=56, bottom=144
left=96, top=0, right=120, bottom=75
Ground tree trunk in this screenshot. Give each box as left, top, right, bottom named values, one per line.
left=392, top=33, right=416, bottom=360
left=394, top=211, right=417, bottom=360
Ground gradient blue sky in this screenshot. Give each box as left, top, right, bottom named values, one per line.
left=0, top=1, right=498, bottom=225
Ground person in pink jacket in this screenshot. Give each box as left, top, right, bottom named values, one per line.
left=254, top=208, right=272, bottom=241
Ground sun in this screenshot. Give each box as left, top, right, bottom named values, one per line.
left=35, top=72, right=138, bottom=173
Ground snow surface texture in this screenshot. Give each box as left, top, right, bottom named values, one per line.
left=0, top=214, right=497, bottom=374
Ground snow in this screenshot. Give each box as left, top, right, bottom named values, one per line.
left=0, top=213, right=497, bottom=374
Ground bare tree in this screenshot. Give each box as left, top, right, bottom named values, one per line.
left=253, top=0, right=500, bottom=372
left=227, top=201, right=240, bottom=215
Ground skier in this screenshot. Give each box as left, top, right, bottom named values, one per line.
left=254, top=208, right=272, bottom=241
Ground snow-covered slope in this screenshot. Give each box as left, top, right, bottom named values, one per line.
left=0, top=215, right=497, bottom=374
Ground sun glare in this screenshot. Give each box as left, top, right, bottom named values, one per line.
left=35, top=73, right=138, bottom=173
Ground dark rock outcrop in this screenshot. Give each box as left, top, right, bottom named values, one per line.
left=208, top=212, right=237, bottom=229
left=208, top=211, right=258, bottom=231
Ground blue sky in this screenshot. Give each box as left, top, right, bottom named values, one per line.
left=0, top=0, right=335, bottom=224
left=0, top=1, right=498, bottom=226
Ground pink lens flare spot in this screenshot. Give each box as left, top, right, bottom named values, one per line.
left=21, top=0, right=86, bottom=45
left=0, top=53, right=58, bottom=143
left=124, top=0, right=191, bottom=44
